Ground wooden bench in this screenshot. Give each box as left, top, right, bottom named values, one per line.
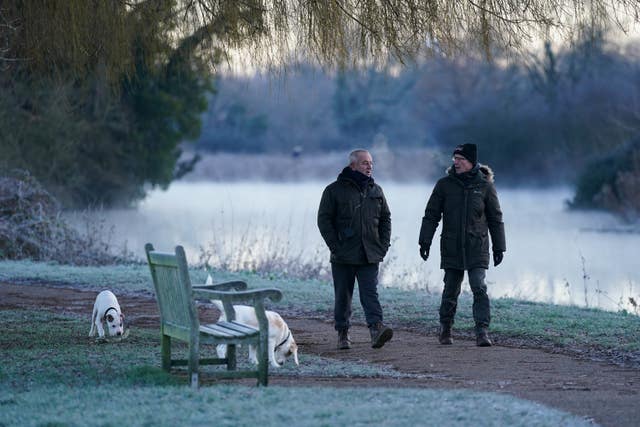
left=144, top=243, right=282, bottom=387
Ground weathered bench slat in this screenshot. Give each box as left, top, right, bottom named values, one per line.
left=145, top=243, right=282, bottom=388
left=218, top=321, right=259, bottom=334
left=199, top=323, right=256, bottom=338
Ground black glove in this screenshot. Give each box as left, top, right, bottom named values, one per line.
left=419, top=245, right=430, bottom=261
left=493, top=250, right=504, bottom=267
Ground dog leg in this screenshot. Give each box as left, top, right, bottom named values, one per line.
left=268, top=339, right=282, bottom=368
left=293, top=345, right=299, bottom=366
left=89, top=308, right=97, bottom=337
left=248, top=345, right=259, bottom=365
left=96, top=318, right=106, bottom=338
left=216, top=344, right=227, bottom=359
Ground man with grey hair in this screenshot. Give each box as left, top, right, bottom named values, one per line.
left=318, top=149, right=393, bottom=350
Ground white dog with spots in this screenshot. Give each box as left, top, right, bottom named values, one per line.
left=89, top=290, right=124, bottom=338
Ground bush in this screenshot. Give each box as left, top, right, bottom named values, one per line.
left=570, top=138, right=640, bottom=221
left=0, top=170, right=122, bottom=265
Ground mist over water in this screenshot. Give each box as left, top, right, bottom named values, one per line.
left=81, top=181, right=639, bottom=313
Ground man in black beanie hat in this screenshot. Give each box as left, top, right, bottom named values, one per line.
left=418, top=143, right=506, bottom=347
left=453, top=143, right=477, bottom=166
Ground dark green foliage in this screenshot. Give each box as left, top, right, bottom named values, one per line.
left=0, top=2, right=214, bottom=208
left=0, top=67, right=211, bottom=208
left=571, top=151, right=622, bottom=208
left=121, top=31, right=214, bottom=196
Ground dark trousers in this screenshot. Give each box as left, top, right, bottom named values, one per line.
left=331, top=262, right=383, bottom=330
left=439, top=268, right=490, bottom=328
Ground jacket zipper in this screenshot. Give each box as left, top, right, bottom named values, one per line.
left=359, top=189, right=365, bottom=246
left=462, top=186, right=468, bottom=269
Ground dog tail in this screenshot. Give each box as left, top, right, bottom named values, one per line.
left=210, top=299, right=223, bottom=312
left=205, top=274, right=213, bottom=285
left=209, top=299, right=227, bottom=322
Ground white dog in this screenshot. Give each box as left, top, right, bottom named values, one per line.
left=211, top=300, right=299, bottom=368
left=89, top=290, right=125, bottom=338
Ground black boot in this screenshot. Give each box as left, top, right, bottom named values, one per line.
left=439, top=323, right=453, bottom=345
left=476, top=326, right=493, bottom=347
left=337, top=329, right=351, bottom=350
left=369, top=322, right=393, bottom=348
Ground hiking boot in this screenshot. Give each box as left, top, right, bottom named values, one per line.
left=476, top=327, right=493, bottom=347
left=369, top=322, right=393, bottom=348
left=439, top=323, right=453, bottom=345
left=337, top=329, right=351, bottom=350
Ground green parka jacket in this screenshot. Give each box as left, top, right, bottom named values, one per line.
left=419, top=164, right=506, bottom=270
left=318, top=168, right=391, bottom=264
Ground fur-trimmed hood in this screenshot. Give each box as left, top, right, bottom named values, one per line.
left=446, top=163, right=494, bottom=183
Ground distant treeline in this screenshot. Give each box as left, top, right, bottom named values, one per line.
left=197, top=32, right=640, bottom=192
left=2, top=9, right=639, bottom=218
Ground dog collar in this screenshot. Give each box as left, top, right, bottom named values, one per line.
left=275, top=331, right=291, bottom=350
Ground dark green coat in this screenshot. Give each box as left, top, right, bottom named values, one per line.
left=318, top=168, right=391, bottom=264
left=419, top=164, right=506, bottom=270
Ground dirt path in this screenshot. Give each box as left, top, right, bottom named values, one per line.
left=2, top=282, right=639, bottom=427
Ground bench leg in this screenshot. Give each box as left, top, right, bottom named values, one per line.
left=227, top=344, right=237, bottom=370
left=258, top=336, right=269, bottom=386
left=161, top=334, right=171, bottom=372
left=189, top=340, right=199, bottom=389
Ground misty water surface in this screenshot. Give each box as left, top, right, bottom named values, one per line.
left=79, top=181, right=639, bottom=313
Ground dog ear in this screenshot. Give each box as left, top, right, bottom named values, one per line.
left=106, top=314, right=114, bottom=322
left=120, top=313, right=125, bottom=321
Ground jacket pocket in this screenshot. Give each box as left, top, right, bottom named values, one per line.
left=365, top=195, right=383, bottom=219
left=440, top=234, right=457, bottom=257
left=468, top=231, right=489, bottom=254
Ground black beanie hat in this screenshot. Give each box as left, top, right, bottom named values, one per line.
left=453, top=143, right=477, bottom=165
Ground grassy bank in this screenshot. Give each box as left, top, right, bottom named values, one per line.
left=0, top=259, right=628, bottom=425
left=1, top=260, right=639, bottom=357
left=0, top=259, right=638, bottom=425
left=0, top=309, right=590, bottom=427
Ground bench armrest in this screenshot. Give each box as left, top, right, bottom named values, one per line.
left=192, top=288, right=282, bottom=304
left=193, top=280, right=248, bottom=292
left=193, top=287, right=282, bottom=327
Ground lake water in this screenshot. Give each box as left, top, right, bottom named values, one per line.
left=75, top=181, right=640, bottom=313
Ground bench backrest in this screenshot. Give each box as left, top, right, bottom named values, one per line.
left=145, top=244, right=199, bottom=335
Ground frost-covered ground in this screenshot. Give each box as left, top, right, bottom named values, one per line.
left=67, top=181, right=639, bottom=313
